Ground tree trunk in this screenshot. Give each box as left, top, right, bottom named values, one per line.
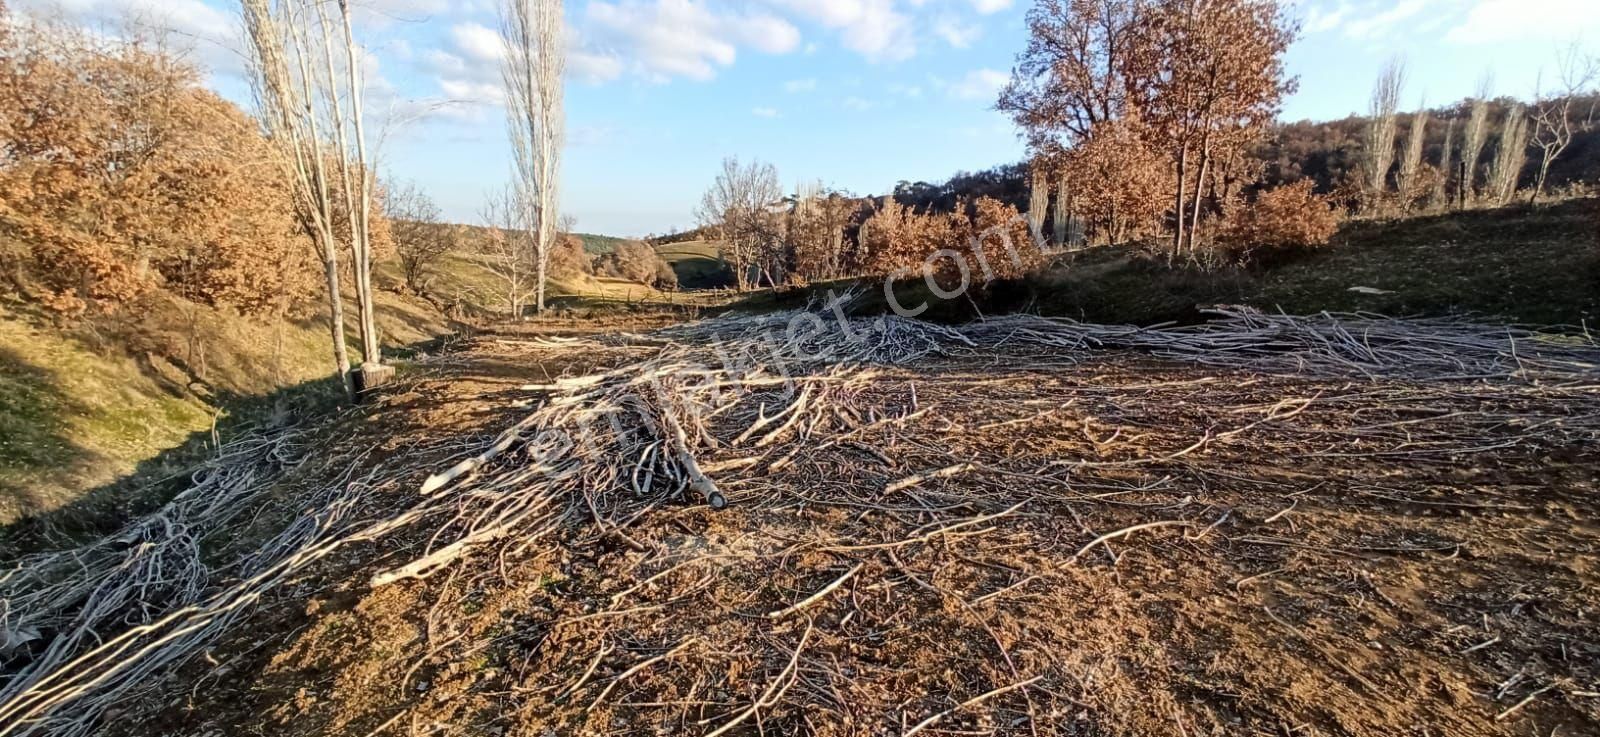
left=340, top=0, right=381, bottom=364
left=1188, top=149, right=1212, bottom=255
left=1531, top=156, right=1552, bottom=205
left=1172, top=144, right=1189, bottom=260
left=319, top=235, right=353, bottom=399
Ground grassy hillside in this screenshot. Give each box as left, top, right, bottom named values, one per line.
left=655, top=240, right=735, bottom=290
left=1028, top=198, right=1600, bottom=326
left=1, top=274, right=472, bottom=528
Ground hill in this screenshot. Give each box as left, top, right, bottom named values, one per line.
left=897, top=95, right=1600, bottom=214
left=654, top=240, right=735, bottom=290
left=0, top=282, right=465, bottom=529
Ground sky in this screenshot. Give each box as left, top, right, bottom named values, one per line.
left=14, top=0, right=1600, bottom=236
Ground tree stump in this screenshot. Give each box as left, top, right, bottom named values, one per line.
left=353, top=362, right=396, bottom=396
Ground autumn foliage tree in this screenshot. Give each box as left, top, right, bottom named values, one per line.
left=786, top=184, right=858, bottom=283
left=1001, top=0, right=1297, bottom=257
left=1059, top=118, right=1172, bottom=243
left=860, top=197, right=1042, bottom=286
left=1136, top=0, right=1298, bottom=255
left=0, top=16, right=315, bottom=316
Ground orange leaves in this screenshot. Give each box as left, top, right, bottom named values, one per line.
left=861, top=197, right=1043, bottom=285
left=1000, top=0, right=1298, bottom=251
left=1217, top=180, right=1339, bottom=262
left=0, top=21, right=315, bottom=317
left=1060, top=119, right=1173, bottom=242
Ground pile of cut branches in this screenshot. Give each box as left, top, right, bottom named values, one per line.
left=3, top=307, right=1599, bottom=737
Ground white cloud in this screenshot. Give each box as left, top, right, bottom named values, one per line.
left=1340, top=0, right=1430, bottom=40
left=14, top=0, right=242, bottom=77
left=449, top=21, right=506, bottom=64
left=571, top=49, right=625, bottom=83
left=583, top=0, right=801, bottom=82
left=934, top=16, right=981, bottom=48
left=1446, top=0, right=1600, bottom=44
left=752, top=106, right=780, bottom=117
left=969, top=0, right=1012, bottom=14
left=945, top=68, right=1008, bottom=101
left=1302, top=2, right=1350, bottom=34
left=775, top=0, right=916, bottom=62
left=784, top=77, right=818, bottom=93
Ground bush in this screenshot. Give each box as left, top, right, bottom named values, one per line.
left=1217, top=180, right=1340, bottom=263
left=653, top=260, right=679, bottom=291
left=860, top=197, right=1044, bottom=286
left=0, top=19, right=322, bottom=317
left=596, top=240, right=679, bottom=290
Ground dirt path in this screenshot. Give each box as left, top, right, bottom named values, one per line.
left=7, top=313, right=1599, bottom=737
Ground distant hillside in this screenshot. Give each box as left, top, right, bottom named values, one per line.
left=902, top=94, right=1600, bottom=211
left=1259, top=94, right=1600, bottom=196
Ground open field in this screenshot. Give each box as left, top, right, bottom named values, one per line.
left=3, top=307, right=1597, bottom=737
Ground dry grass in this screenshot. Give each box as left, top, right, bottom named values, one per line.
left=0, top=287, right=461, bottom=526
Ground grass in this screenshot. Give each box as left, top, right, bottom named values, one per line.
left=577, top=233, right=626, bottom=255
left=1032, top=198, right=1599, bottom=326
left=0, top=269, right=470, bottom=528
left=655, top=240, right=734, bottom=290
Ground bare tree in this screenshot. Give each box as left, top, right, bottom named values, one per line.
left=386, top=179, right=454, bottom=295
left=240, top=0, right=383, bottom=397
left=1529, top=44, right=1598, bottom=203
left=500, top=0, right=564, bottom=315
left=478, top=185, right=535, bottom=318
left=695, top=157, right=782, bottom=291
left=1396, top=104, right=1429, bottom=209
left=1488, top=103, right=1530, bottom=204
left=1460, top=73, right=1493, bottom=203
left=1363, top=59, right=1404, bottom=211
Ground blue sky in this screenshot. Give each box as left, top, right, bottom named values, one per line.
left=16, top=0, right=1600, bottom=236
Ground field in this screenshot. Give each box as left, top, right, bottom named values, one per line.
left=656, top=240, right=736, bottom=290
left=2, top=306, right=1597, bottom=737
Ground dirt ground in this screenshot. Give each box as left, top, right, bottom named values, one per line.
left=11, top=312, right=1599, bottom=737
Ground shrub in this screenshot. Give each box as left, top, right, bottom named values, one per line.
left=653, top=260, right=679, bottom=291
left=596, top=240, right=679, bottom=290
left=860, top=197, right=1044, bottom=286
left=1217, top=180, right=1340, bottom=263
left=548, top=233, right=593, bottom=280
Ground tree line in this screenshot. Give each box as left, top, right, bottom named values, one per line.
left=691, top=157, right=1045, bottom=292
left=885, top=1, right=1596, bottom=263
